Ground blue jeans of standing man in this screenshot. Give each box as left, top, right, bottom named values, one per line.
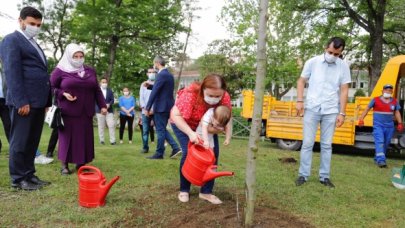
left=153, top=112, right=180, bottom=157
left=141, top=114, right=153, bottom=151
left=298, top=109, right=337, bottom=181
left=171, top=124, right=219, bottom=193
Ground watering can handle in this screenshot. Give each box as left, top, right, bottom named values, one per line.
left=78, top=165, right=102, bottom=180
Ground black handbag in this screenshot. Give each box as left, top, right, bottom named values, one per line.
left=45, top=102, right=64, bottom=129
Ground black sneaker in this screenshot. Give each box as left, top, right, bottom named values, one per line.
left=147, top=154, right=163, bottom=159
left=111, top=142, right=116, bottom=145
left=141, top=149, right=149, bottom=153
left=295, top=176, right=306, bottom=186
left=100, top=141, right=105, bottom=145
left=377, top=162, right=387, bottom=168
left=320, top=178, right=335, bottom=188
left=170, top=149, right=182, bottom=158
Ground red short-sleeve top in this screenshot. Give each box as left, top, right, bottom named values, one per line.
left=174, top=83, right=232, bottom=131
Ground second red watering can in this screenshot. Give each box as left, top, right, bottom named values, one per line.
left=182, top=142, right=234, bottom=186
left=77, top=165, right=120, bottom=208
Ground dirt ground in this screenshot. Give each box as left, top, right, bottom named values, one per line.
left=122, top=187, right=313, bottom=228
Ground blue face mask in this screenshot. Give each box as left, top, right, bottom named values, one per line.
left=23, top=24, right=41, bottom=39
left=148, top=73, right=156, bottom=81
left=324, top=52, right=338, bottom=63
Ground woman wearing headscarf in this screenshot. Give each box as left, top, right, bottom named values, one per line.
left=50, top=43, right=107, bottom=175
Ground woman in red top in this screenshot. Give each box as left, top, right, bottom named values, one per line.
left=171, top=74, right=232, bottom=204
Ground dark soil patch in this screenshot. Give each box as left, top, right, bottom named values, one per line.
left=279, top=157, right=297, bottom=163
left=119, top=186, right=313, bottom=227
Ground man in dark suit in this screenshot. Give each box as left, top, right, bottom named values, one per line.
left=145, top=56, right=181, bottom=159
left=0, top=6, right=52, bottom=190
left=95, top=77, right=116, bottom=145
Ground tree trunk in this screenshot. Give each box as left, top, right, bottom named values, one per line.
left=91, top=0, right=96, bottom=67
left=368, top=2, right=385, bottom=93
left=176, top=19, right=192, bottom=92
left=244, top=0, right=269, bottom=226
left=105, top=35, right=119, bottom=81
left=104, top=0, right=122, bottom=80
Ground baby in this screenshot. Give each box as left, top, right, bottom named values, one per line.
left=196, top=105, right=232, bottom=149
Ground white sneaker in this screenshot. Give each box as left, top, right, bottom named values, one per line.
left=35, top=155, right=54, bottom=165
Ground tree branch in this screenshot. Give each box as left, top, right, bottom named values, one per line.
left=339, top=0, right=371, bottom=32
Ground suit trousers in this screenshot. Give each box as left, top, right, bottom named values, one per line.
left=96, top=113, right=116, bottom=143
left=9, top=107, right=45, bottom=183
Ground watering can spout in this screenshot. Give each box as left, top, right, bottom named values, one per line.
left=99, top=176, right=120, bottom=204
left=203, top=165, right=234, bottom=183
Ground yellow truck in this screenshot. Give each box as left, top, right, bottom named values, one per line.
left=242, top=55, right=405, bottom=151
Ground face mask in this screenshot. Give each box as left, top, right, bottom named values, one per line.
left=324, top=52, right=338, bottom=63
left=383, top=92, right=392, bottom=98
left=23, top=24, right=41, bottom=39
left=101, top=83, right=108, bottom=89
left=123, top=91, right=129, bottom=96
left=204, top=96, right=222, bottom=105
left=148, top=73, right=156, bottom=81
left=71, top=58, right=84, bottom=68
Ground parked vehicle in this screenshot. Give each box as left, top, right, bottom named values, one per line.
left=242, top=55, right=405, bottom=151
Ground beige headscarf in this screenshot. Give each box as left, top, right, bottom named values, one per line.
left=57, top=43, right=85, bottom=74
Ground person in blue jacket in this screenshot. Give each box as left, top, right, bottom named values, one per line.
left=358, top=84, right=403, bottom=168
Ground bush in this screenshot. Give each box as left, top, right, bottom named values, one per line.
left=353, top=89, right=366, bottom=102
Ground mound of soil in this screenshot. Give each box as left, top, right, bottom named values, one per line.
left=121, top=187, right=313, bottom=228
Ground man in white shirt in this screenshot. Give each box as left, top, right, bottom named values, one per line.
left=295, top=37, right=351, bottom=188
left=139, top=67, right=156, bottom=153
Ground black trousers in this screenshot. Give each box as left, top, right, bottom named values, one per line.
left=9, top=107, right=45, bottom=183
left=119, top=114, right=134, bottom=141
left=0, top=98, right=11, bottom=151
left=46, top=127, right=58, bottom=156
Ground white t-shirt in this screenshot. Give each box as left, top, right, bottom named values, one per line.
left=196, top=108, right=215, bottom=148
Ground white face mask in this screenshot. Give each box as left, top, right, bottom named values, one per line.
left=148, top=73, right=156, bottom=81
left=324, top=52, right=338, bottom=63
left=383, top=92, right=392, bottom=98
left=123, top=91, right=129, bottom=96
left=101, top=83, right=108, bottom=89
left=71, top=58, right=84, bottom=68
left=23, top=24, right=41, bottom=39
left=204, top=96, right=222, bottom=105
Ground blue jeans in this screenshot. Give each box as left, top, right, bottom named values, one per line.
left=153, top=112, right=180, bottom=157
left=141, top=114, right=153, bottom=151
left=373, top=124, right=394, bottom=164
left=171, top=124, right=219, bottom=194
left=298, top=109, right=337, bottom=181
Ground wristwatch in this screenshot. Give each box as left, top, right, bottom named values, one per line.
left=339, top=112, right=346, bottom=117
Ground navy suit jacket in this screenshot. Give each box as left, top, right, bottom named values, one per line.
left=0, top=31, right=51, bottom=109
left=145, top=68, right=175, bottom=113
left=95, top=87, right=114, bottom=113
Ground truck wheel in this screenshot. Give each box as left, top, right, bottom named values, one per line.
left=276, top=139, right=302, bottom=151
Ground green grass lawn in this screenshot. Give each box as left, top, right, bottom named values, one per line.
left=0, top=126, right=405, bottom=227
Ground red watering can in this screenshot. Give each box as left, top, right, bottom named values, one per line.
left=182, top=142, right=234, bottom=186
left=77, top=165, right=120, bottom=208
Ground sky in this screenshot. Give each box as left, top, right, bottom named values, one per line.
left=0, top=0, right=231, bottom=59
